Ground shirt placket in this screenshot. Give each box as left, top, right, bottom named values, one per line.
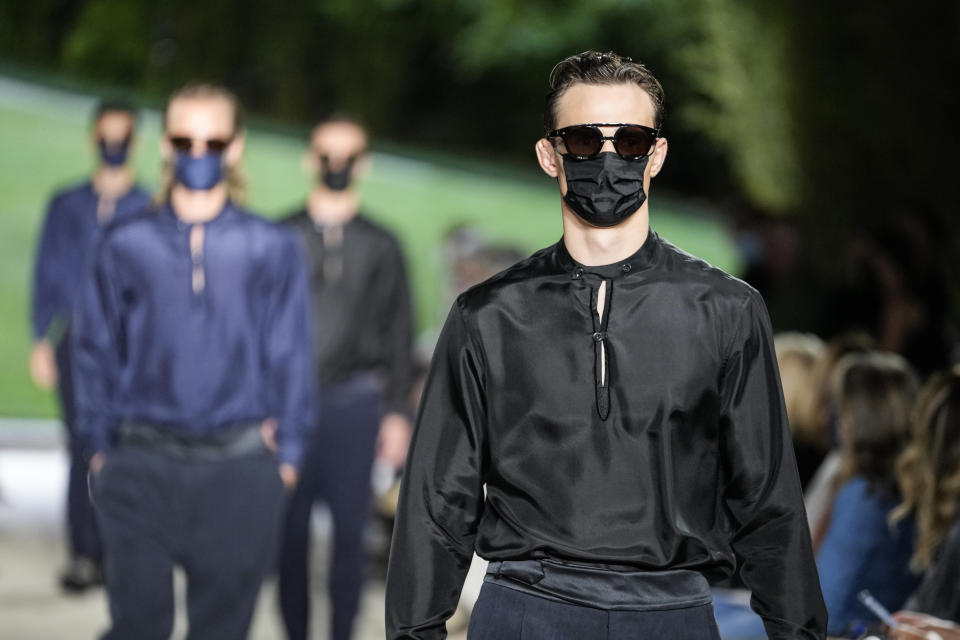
left=574, top=267, right=614, bottom=421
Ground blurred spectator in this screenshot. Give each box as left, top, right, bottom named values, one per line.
left=73, top=83, right=311, bottom=638
left=803, top=332, right=876, bottom=549
left=29, top=97, right=151, bottom=592
left=892, top=367, right=960, bottom=623
left=774, top=332, right=826, bottom=489
left=817, top=352, right=921, bottom=637
left=278, top=116, right=414, bottom=640
left=836, top=217, right=956, bottom=377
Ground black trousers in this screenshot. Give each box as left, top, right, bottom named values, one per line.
left=278, top=375, right=382, bottom=640
left=92, top=442, right=285, bottom=640
left=468, top=561, right=722, bottom=640
left=56, top=335, right=101, bottom=563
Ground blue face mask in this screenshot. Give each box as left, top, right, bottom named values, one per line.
left=99, top=138, right=130, bottom=167
left=175, top=151, right=224, bottom=190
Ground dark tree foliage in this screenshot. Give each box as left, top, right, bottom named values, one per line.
left=1, top=0, right=956, bottom=322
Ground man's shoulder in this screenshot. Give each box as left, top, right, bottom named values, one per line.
left=456, top=245, right=553, bottom=315
left=47, top=181, right=92, bottom=212
left=100, top=206, right=161, bottom=244
left=352, top=213, right=403, bottom=247
left=657, top=235, right=758, bottom=305
left=232, top=206, right=303, bottom=248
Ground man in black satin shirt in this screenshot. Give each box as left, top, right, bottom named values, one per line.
left=279, top=117, right=415, bottom=640
left=386, top=51, right=827, bottom=640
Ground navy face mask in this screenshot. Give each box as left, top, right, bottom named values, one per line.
left=320, top=155, right=355, bottom=192
left=175, top=151, right=224, bottom=191
left=99, top=138, right=130, bottom=167
left=562, top=152, right=650, bottom=228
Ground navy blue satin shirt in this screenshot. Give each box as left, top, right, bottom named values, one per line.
left=71, top=203, right=314, bottom=466
left=32, top=181, right=151, bottom=340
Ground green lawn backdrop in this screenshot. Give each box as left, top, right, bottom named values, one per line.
left=0, top=76, right=739, bottom=418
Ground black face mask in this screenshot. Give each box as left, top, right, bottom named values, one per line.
left=562, top=152, right=649, bottom=228
left=320, top=155, right=355, bottom=192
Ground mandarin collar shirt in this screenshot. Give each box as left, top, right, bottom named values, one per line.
left=386, top=230, right=827, bottom=639
left=71, top=203, right=314, bottom=466
left=283, top=210, right=414, bottom=414
left=32, top=181, right=151, bottom=341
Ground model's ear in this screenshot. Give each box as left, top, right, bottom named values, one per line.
left=301, top=150, right=318, bottom=176
left=353, top=152, right=372, bottom=179
left=224, top=133, right=246, bottom=168
left=535, top=138, right=562, bottom=179
left=159, top=133, right=172, bottom=162
left=648, top=136, right=668, bottom=178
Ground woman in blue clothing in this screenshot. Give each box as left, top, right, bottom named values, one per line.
left=817, top=351, right=921, bottom=637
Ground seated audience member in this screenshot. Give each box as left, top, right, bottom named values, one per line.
left=775, top=332, right=827, bottom=489
left=817, top=352, right=921, bottom=636
left=892, top=368, right=960, bottom=626
left=804, top=332, right=877, bottom=550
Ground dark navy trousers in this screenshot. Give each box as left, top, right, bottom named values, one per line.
left=56, top=334, right=102, bottom=563
left=278, top=375, right=382, bottom=640
left=92, top=443, right=285, bottom=640
left=468, top=581, right=723, bottom=640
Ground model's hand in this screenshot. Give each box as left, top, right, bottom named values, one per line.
left=89, top=452, right=106, bottom=475
left=376, top=412, right=412, bottom=470
left=259, top=417, right=278, bottom=453
left=279, top=463, right=298, bottom=490
left=29, top=340, right=58, bottom=390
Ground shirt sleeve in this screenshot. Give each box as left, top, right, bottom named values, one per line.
left=377, top=237, right=415, bottom=416
left=32, top=197, right=69, bottom=341
left=71, top=238, right=122, bottom=457
left=719, top=289, right=828, bottom=640
left=264, top=232, right=315, bottom=468
left=385, top=299, right=487, bottom=639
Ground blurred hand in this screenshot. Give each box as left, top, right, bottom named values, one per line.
left=89, top=452, right=106, bottom=475
left=279, top=463, right=298, bottom=490
left=29, top=340, right=58, bottom=390
left=259, top=417, right=278, bottom=453
left=377, top=412, right=412, bottom=470
left=890, top=612, right=960, bottom=640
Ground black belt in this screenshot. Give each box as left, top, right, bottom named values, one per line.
left=485, top=559, right=713, bottom=611
left=117, top=421, right=266, bottom=461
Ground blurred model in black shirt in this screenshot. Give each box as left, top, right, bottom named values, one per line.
left=279, top=117, right=414, bottom=640
left=386, top=51, right=827, bottom=640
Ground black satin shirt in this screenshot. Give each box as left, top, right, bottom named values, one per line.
left=386, top=230, right=827, bottom=639
left=283, top=210, right=413, bottom=415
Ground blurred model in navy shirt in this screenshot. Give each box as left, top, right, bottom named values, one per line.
left=73, top=84, right=313, bottom=640
left=30, top=98, right=150, bottom=592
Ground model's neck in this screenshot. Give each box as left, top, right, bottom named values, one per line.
left=92, top=165, right=134, bottom=200
left=561, top=204, right=650, bottom=266
left=307, top=186, right=359, bottom=226
left=170, top=183, right=229, bottom=224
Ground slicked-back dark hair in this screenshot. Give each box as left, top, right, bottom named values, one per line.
left=544, top=50, right=665, bottom=133
left=92, top=98, right=139, bottom=127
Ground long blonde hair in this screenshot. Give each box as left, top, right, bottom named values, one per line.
left=155, top=83, right=247, bottom=206
left=891, top=366, right=960, bottom=572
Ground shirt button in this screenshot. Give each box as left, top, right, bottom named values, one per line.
left=621, top=263, right=632, bottom=273
left=573, top=268, right=584, bottom=279
left=592, top=332, right=605, bottom=342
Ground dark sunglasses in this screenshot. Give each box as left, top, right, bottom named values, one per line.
left=547, top=123, right=659, bottom=161
left=168, top=135, right=233, bottom=154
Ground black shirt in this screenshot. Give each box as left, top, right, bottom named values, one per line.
left=908, top=512, right=960, bottom=623
left=283, top=210, right=414, bottom=415
left=385, top=230, right=827, bottom=639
